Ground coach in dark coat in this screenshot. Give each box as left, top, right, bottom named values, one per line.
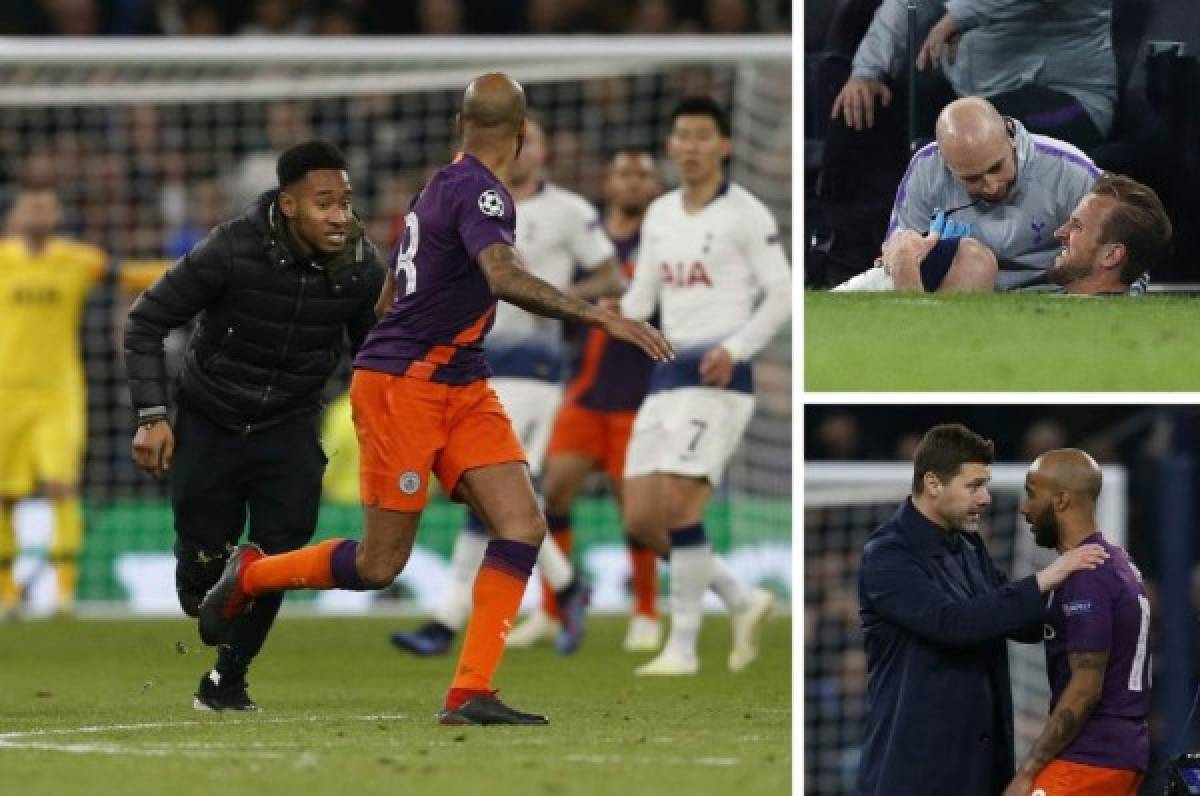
left=124, top=140, right=385, bottom=711
left=856, top=424, right=1108, bottom=796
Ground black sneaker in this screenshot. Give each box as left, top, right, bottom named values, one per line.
left=437, top=692, right=548, bottom=726
left=193, top=670, right=258, bottom=712
left=555, top=575, right=592, bottom=655
left=197, top=544, right=263, bottom=647
left=390, top=621, right=455, bottom=656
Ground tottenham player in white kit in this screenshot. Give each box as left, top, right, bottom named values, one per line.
left=391, top=117, right=623, bottom=656
left=620, top=97, right=791, bottom=676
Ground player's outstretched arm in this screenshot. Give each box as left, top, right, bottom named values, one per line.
left=478, top=242, right=673, bottom=362
left=568, top=257, right=626, bottom=301
left=1002, top=651, right=1108, bottom=796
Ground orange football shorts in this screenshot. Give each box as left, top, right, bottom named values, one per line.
left=545, top=401, right=637, bottom=484
left=351, top=369, right=526, bottom=512
left=1032, top=758, right=1144, bottom=796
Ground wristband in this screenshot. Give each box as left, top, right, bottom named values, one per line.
left=137, top=406, right=168, bottom=427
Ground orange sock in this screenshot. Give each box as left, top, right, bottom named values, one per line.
left=241, top=538, right=344, bottom=596
left=630, top=543, right=658, bottom=618
left=449, top=560, right=530, bottom=695
left=541, top=528, right=572, bottom=619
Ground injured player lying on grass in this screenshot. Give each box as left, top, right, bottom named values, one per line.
left=835, top=172, right=1171, bottom=296
left=831, top=97, right=1169, bottom=295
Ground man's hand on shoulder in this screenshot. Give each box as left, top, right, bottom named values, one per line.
left=1035, top=543, right=1109, bottom=593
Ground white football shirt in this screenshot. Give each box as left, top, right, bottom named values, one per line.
left=489, top=181, right=616, bottom=345
left=620, top=182, right=790, bottom=362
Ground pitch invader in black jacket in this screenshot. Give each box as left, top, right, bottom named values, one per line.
left=124, top=140, right=385, bottom=711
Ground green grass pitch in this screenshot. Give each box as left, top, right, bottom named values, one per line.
left=0, top=615, right=790, bottom=796
left=805, top=291, right=1200, bottom=391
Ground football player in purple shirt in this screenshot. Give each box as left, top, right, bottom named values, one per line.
left=1010, top=448, right=1150, bottom=795
left=195, top=73, right=672, bottom=726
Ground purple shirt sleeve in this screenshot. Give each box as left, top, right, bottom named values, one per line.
left=457, top=176, right=516, bottom=262
left=1059, top=570, right=1113, bottom=653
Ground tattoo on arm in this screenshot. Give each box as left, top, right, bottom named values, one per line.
left=1019, top=651, right=1109, bottom=774
left=478, top=243, right=600, bottom=325
left=570, top=259, right=626, bottom=301
left=1070, top=650, right=1110, bottom=673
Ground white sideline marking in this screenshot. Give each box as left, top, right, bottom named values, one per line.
left=565, top=753, right=742, bottom=767
left=0, top=714, right=408, bottom=758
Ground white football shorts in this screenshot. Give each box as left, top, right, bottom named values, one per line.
left=490, top=377, right=564, bottom=477
left=623, top=386, right=755, bottom=485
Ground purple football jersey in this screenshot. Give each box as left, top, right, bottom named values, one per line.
left=1044, top=533, right=1151, bottom=772
left=566, top=232, right=655, bottom=411
left=355, top=153, right=515, bottom=384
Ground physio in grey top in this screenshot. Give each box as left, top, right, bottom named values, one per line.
left=843, top=0, right=1116, bottom=141
left=885, top=97, right=1099, bottom=290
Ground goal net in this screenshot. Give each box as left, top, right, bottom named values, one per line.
left=1, top=36, right=792, bottom=615
left=803, top=462, right=1127, bottom=795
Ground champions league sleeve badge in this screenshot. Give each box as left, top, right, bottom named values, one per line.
left=478, top=190, right=505, bottom=218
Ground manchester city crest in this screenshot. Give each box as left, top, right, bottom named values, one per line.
left=398, top=471, right=421, bottom=495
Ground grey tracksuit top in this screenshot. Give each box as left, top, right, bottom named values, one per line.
left=886, top=118, right=1100, bottom=290
left=852, top=0, right=1117, bottom=137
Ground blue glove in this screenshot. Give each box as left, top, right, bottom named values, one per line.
left=928, top=208, right=971, bottom=239
left=928, top=208, right=948, bottom=236
left=943, top=218, right=972, bottom=238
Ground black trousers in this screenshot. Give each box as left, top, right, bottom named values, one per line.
left=170, top=403, right=327, bottom=668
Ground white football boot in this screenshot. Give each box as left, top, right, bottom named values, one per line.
left=622, top=614, right=663, bottom=652
left=728, top=587, right=775, bottom=672
left=635, top=648, right=699, bottom=676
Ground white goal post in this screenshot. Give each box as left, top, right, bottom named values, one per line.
left=806, top=462, right=1127, bottom=549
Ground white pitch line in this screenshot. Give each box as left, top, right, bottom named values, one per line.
left=564, top=754, right=743, bottom=767
left=0, top=713, right=408, bottom=758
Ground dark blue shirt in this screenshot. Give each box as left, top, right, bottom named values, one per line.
left=857, top=498, right=1045, bottom=796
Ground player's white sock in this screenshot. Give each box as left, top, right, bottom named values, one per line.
left=709, top=553, right=751, bottom=614
left=536, top=533, right=573, bottom=591
left=661, top=526, right=714, bottom=662
left=832, top=266, right=895, bottom=292
left=431, top=531, right=487, bottom=631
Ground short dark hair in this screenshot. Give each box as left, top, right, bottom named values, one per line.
left=276, top=139, right=348, bottom=189
left=912, top=423, right=995, bottom=494
left=609, top=146, right=655, bottom=163
left=1090, top=172, right=1173, bottom=285
left=670, top=96, right=731, bottom=137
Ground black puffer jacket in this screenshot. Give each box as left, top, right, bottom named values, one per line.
left=125, top=191, right=385, bottom=433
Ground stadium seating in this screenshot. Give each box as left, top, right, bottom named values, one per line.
left=1091, top=0, right=1200, bottom=282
